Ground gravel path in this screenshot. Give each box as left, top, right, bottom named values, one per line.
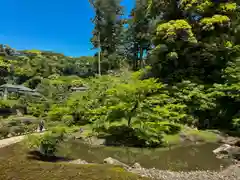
left=0, top=132, right=45, bottom=148
left=0, top=135, right=26, bottom=148
left=129, top=164, right=240, bottom=180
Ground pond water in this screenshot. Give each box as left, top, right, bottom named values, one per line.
left=58, top=140, right=232, bottom=171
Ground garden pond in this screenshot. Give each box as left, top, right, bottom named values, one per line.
left=57, top=140, right=232, bottom=171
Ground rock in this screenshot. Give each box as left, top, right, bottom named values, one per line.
left=221, top=163, right=240, bottom=177
left=221, top=137, right=240, bottom=147
left=132, top=162, right=142, bottom=169
left=213, top=144, right=240, bottom=161
left=213, top=144, right=232, bottom=154
left=69, top=159, right=88, bottom=164
left=16, top=109, right=23, bottom=116
left=103, top=157, right=130, bottom=169
left=83, top=136, right=105, bottom=146
left=36, top=127, right=46, bottom=133
left=129, top=166, right=240, bottom=180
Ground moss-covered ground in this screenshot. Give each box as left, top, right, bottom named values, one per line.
left=0, top=143, right=148, bottom=180
left=72, top=124, right=220, bottom=147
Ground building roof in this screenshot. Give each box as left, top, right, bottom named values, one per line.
left=70, top=86, right=89, bottom=91
left=0, top=84, right=35, bottom=92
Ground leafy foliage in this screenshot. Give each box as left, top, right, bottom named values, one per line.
left=82, top=70, right=187, bottom=146
left=0, top=0, right=240, bottom=148
left=25, top=126, right=67, bottom=156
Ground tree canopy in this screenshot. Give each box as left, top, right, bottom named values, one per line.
left=0, top=0, right=239, bottom=147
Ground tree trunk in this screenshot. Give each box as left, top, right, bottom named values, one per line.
left=133, top=51, right=138, bottom=70
left=128, top=101, right=139, bottom=127
left=139, top=47, right=143, bottom=68
left=127, top=116, right=132, bottom=127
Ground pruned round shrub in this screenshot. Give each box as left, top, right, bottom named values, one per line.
left=7, top=118, right=21, bottom=127
left=47, top=107, right=70, bottom=121
left=0, top=127, right=10, bottom=138
left=21, top=119, right=33, bottom=125
left=4, top=116, right=39, bottom=135
left=25, top=127, right=67, bottom=156
left=61, top=115, right=74, bottom=126
left=51, top=126, right=67, bottom=139
left=10, top=126, right=25, bottom=136
left=0, top=100, right=12, bottom=109
left=24, top=124, right=38, bottom=133
left=45, top=121, right=65, bottom=129
left=19, top=116, right=38, bottom=125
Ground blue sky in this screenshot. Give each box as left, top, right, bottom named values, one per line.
left=0, top=0, right=134, bottom=57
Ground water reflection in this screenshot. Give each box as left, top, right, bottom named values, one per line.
left=58, top=140, right=232, bottom=171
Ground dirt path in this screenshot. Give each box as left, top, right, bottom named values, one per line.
left=0, top=132, right=45, bottom=148
left=0, top=135, right=26, bottom=148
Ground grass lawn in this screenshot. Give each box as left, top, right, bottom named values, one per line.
left=185, top=129, right=219, bottom=142
left=71, top=123, right=220, bottom=147
left=0, top=143, right=148, bottom=180
left=163, top=127, right=219, bottom=146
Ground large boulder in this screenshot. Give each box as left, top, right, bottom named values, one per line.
left=132, top=162, right=142, bottom=169
left=103, top=157, right=130, bottom=169
left=220, top=137, right=240, bottom=147
left=213, top=144, right=240, bottom=160
left=213, top=144, right=232, bottom=154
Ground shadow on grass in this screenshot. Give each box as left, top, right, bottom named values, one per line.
left=97, top=125, right=164, bottom=148
left=27, top=150, right=74, bottom=162
left=97, top=125, right=146, bottom=147
left=97, top=124, right=182, bottom=148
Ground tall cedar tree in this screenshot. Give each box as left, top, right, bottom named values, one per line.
left=125, top=0, right=151, bottom=70
left=89, top=0, right=124, bottom=71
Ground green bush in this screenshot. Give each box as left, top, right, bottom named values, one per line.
left=21, top=119, right=34, bottom=125
left=27, top=103, right=47, bottom=117
left=25, top=127, right=67, bottom=156
left=39, top=132, right=60, bottom=156
left=61, top=115, right=74, bottom=126
left=6, top=119, right=21, bottom=127
left=47, top=106, right=70, bottom=121
left=45, top=121, right=65, bottom=129
left=0, top=100, right=12, bottom=109
left=51, top=126, right=67, bottom=137
left=0, top=116, right=39, bottom=136
left=0, top=127, right=10, bottom=138
left=10, top=126, right=25, bottom=136
left=24, top=124, right=38, bottom=133
left=12, top=116, right=38, bottom=126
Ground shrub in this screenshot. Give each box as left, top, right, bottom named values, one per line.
left=24, top=124, right=38, bottom=133
left=39, top=132, right=60, bottom=156
left=7, top=116, right=38, bottom=126
left=25, top=127, right=67, bottom=156
left=0, top=100, right=12, bottom=109
left=10, top=126, right=25, bottom=136
left=27, top=103, right=47, bottom=117
left=50, top=126, right=67, bottom=138
left=21, top=119, right=33, bottom=125
left=0, top=127, right=10, bottom=138
left=6, top=119, right=21, bottom=127
left=45, top=121, right=65, bottom=129
left=47, top=106, right=70, bottom=121
left=61, top=115, right=74, bottom=126
left=19, top=116, right=38, bottom=125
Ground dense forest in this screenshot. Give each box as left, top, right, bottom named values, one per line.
left=0, top=0, right=239, bottom=148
